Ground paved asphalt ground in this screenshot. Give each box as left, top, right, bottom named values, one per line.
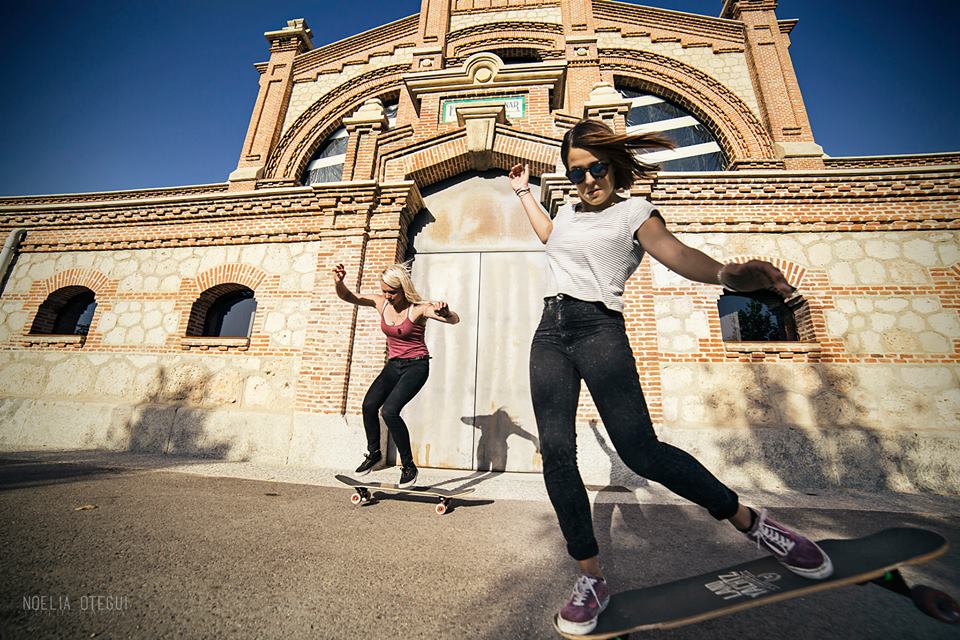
left=1, top=452, right=958, bottom=639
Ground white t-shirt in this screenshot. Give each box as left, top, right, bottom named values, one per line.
left=543, top=197, right=658, bottom=313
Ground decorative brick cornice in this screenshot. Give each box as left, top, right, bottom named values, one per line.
left=378, top=125, right=559, bottom=186
left=540, top=166, right=960, bottom=231
left=824, top=153, right=960, bottom=170
left=599, top=48, right=774, bottom=163
left=594, top=0, right=745, bottom=52
left=2, top=181, right=422, bottom=252
left=403, top=52, right=566, bottom=101
left=0, top=184, right=228, bottom=208
left=292, top=15, right=419, bottom=79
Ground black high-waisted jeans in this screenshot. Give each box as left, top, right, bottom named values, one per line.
left=529, top=295, right=739, bottom=561
left=362, top=357, right=429, bottom=467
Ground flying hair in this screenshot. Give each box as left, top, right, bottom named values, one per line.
left=561, top=119, right=676, bottom=190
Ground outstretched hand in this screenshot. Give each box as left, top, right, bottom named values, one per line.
left=331, top=263, right=346, bottom=283
left=722, top=260, right=796, bottom=298
left=508, top=164, right=530, bottom=192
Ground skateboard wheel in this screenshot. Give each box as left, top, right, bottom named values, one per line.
left=350, top=492, right=362, bottom=505
left=435, top=502, right=447, bottom=515
left=911, top=585, right=960, bottom=624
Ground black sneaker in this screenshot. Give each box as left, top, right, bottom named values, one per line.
left=398, top=464, right=418, bottom=488
left=355, top=451, right=382, bottom=475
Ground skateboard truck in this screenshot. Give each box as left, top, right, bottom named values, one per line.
left=863, top=569, right=960, bottom=624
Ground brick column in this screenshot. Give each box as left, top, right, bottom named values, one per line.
left=583, top=82, right=631, bottom=133
left=341, top=99, right=390, bottom=181
left=228, top=19, right=313, bottom=191
left=722, top=0, right=823, bottom=169
left=562, top=0, right=601, bottom=115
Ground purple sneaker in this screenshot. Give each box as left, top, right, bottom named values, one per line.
left=556, top=574, right=610, bottom=635
left=744, top=509, right=833, bottom=579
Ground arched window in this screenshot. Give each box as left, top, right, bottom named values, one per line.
left=303, top=99, right=399, bottom=186
left=303, top=125, right=349, bottom=184
left=718, top=291, right=798, bottom=341
left=617, top=85, right=726, bottom=172
left=187, top=284, right=257, bottom=338
left=30, top=286, right=98, bottom=336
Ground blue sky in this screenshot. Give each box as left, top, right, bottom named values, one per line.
left=0, top=0, right=957, bottom=195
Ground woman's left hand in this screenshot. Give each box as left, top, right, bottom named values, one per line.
left=722, top=260, right=796, bottom=298
left=431, top=301, right=451, bottom=317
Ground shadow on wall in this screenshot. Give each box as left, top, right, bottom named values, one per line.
left=463, top=407, right=540, bottom=471
left=707, top=364, right=943, bottom=494
left=112, top=365, right=236, bottom=461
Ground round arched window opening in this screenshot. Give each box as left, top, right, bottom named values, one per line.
left=617, top=84, right=726, bottom=172
left=718, top=290, right=798, bottom=342
left=201, top=288, right=257, bottom=338
left=303, top=99, right=399, bottom=186
left=30, top=286, right=98, bottom=336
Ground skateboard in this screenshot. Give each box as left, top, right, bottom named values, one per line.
left=335, top=474, right=476, bottom=515
left=554, top=527, right=958, bottom=639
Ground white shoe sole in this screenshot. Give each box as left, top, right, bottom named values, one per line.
left=556, top=598, right=609, bottom=635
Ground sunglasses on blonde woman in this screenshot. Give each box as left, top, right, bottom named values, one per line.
left=565, top=161, right=609, bottom=185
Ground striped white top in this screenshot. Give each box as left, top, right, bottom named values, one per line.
left=544, top=197, right=658, bottom=312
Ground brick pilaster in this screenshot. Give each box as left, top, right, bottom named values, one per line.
left=342, top=99, right=390, bottom=181
left=722, top=0, right=823, bottom=169
left=229, top=19, right=314, bottom=191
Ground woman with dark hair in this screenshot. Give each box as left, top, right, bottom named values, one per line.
left=333, top=262, right=460, bottom=488
left=508, top=119, right=832, bottom=635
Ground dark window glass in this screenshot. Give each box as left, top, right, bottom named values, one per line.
left=52, top=291, right=97, bottom=336
left=659, top=151, right=724, bottom=172
left=203, top=289, right=256, bottom=338
left=718, top=291, right=798, bottom=341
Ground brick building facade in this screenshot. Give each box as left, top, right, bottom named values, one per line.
left=1, top=0, right=958, bottom=493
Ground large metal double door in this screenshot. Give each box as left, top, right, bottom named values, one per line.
left=403, top=251, right=547, bottom=472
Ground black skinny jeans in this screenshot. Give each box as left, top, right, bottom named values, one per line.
left=362, top=357, right=429, bottom=467
left=529, top=295, right=739, bottom=561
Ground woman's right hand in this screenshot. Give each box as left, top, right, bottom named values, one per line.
left=332, top=263, right=346, bottom=283
left=508, top=164, right=529, bottom=192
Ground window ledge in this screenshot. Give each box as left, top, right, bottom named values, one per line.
left=723, top=341, right=822, bottom=361
left=22, top=333, right=86, bottom=348
left=181, top=336, right=250, bottom=351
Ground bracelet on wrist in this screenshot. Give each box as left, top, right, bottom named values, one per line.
left=515, top=188, right=530, bottom=197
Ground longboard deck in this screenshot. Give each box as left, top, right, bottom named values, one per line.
left=334, top=474, right=475, bottom=499
left=555, top=527, right=950, bottom=639
left=335, top=474, right=476, bottom=515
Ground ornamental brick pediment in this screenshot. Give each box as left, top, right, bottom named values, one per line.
left=403, top=52, right=566, bottom=109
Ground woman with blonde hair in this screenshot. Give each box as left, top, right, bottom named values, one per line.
left=508, top=119, right=832, bottom=635
left=332, top=262, right=459, bottom=487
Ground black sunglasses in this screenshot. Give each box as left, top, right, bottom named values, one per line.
left=566, top=161, right=609, bottom=185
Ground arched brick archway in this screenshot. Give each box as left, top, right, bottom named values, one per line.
left=600, top=48, right=776, bottom=164
left=264, top=66, right=410, bottom=182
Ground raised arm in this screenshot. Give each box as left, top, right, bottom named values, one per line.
left=418, top=301, right=460, bottom=325
left=331, top=263, right=383, bottom=308
left=635, top=216, right=795, bottom=297
left=508, top=164, right=552, bottom=244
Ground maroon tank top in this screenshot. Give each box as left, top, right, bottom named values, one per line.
left=381, top=304, right=429, bottom=359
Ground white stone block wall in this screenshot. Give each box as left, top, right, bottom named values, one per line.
left=0, top=241, right=322, bottom=463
